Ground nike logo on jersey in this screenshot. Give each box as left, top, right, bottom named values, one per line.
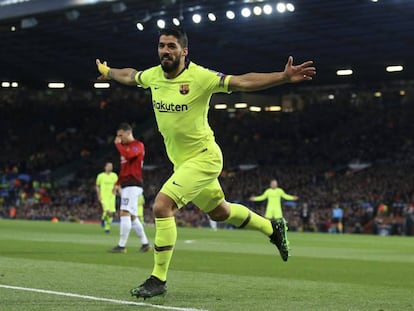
left=172, top=181, right=182, bottom=187
left=154, top=86, right=160, bottom=89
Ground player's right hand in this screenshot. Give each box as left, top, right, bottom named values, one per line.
left=96, top=59, right=110, bottom=80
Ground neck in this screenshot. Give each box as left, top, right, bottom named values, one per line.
left=164, top=60, right=186, bottom=79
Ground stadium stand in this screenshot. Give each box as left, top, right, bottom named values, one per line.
left=0, top=86, right=413, bottom=235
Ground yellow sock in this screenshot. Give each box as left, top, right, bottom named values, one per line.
left=151, top=217, right=177, bottom=282
left=226, top=203, right=273, bottom=236
left=105, top=216, right=113, bottom=231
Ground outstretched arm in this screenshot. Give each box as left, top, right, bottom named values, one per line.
left=229, top=56, right=316, bottom=92
left=249, top=190, right=268, bottom=202
left=96, top=59, right=138, bottom=86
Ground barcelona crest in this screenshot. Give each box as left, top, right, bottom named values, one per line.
left=179, top=84, right=190, bottom=95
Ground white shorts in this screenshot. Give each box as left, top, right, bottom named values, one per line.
left=120, top=186, right=143, bottom=216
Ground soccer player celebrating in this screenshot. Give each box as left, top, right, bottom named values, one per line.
left=96, top=161, right=118, bottom=233
left=250, top=178, right=299, bottom=251
left=96, top=27, right=315, bottom=299
left=250, top=179, right=298, bottom=220
left=110, top=123, right=151, bottom=254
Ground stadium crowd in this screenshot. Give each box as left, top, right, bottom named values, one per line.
left=1, top=86, right=413, bottom=235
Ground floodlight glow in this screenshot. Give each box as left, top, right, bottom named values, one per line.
left=253, top=6, right=262, bottom=15
left=192, top=13, right=201, bottom=23
left=328, top=94, right=335, bottom=100
left=400, top=90, right=406, bottom=96
left=215, top=104, right=227, bottom=110
left=266, top=106, right=281, bottom=112
left=276, top=3, right=286, bottom=13
left=241, top=7, right=251, bottom=18
left=336, top=69, right=353, bottom=76
left=286, top=3, right=295, bottom=12
left=235, top=103, right=248, bottom=109
left=1, top=82, right=10, bottom=87
left=94, top=82, right=110, bottom=89
left=249, top=106, right=261, bottom=112
left=374, top=92, right=382, bottom=97
left=263, top=4, right=273, bottom=15
left=208, top=12, right=216, bottom=21
left=226, top=10, right=235, bottom=20
left=173, top=18, right=180, bottom=26
left=11, top=82, right=18, bottom=87
left=136, top=22, right=144, bottom=31
left=11, top=26, right=16, bottom=31
left=48, top=82, right=65, bottom=89
left=386, top=65, right=403, bottom=72
left=157, top=19, right=165, bottom=29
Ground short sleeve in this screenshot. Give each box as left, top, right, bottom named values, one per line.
left=134, top=66, right=160, bottom=89
left=134, top=71, right=148, bottom=88
left=194, top=65, right=232, bottom=94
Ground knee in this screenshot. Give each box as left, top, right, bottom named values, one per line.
left=152, top=202, right=167, bottom=218
left=152, top=193, right=177, bottom=218
left=208, top=201, right=230, bottom=221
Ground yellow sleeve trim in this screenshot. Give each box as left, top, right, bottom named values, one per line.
left=223, top=74, right=233, bottom=93
left=134, top=71, right=144, bottom=85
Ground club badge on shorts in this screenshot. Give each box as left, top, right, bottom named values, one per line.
left=179, top=84, right=189, bottom=95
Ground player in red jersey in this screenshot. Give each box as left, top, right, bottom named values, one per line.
left=110, top=123, right=151, bottom=253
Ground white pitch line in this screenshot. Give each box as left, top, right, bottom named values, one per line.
left=0, top=284, right=208, bottom=311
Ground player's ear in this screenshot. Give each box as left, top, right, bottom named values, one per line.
left=182, top=47, right=188, bottom=57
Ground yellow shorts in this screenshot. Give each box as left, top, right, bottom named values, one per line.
left=265, top=207, right=283, bottom=219
left=160, top=142, right=225, bottom=213
left=101, top=196, right=116, bottom=213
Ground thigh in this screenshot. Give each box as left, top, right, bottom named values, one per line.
left=264, top=208, right=272, bottom=219
left=192, top=179, right=225, bottom=213
left=120, top=186, right=143, bottom=216
left=101, top=196, right=116, bottom=212
left=160, top=144, right=223, bottom=209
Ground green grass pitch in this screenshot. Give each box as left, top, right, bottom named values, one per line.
left=0, top=219, right=413, bottom=310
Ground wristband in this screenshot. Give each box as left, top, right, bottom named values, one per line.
left=98, top=63, right=111, bottom=78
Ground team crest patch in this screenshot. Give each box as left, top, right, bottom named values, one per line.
left=179, top=84, right=190, bottom=95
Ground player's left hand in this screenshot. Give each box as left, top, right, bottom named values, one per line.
left=283, top=56, right=316, bottom=83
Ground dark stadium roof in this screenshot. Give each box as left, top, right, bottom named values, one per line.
left=0, top=0, right=413, bottom=89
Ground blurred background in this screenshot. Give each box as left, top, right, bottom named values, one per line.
left=1, top=0, right=413, bottom=236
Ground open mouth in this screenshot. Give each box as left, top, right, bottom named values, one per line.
left=162, top=56, right=172, bottom=62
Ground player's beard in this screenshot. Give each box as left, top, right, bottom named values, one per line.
left=160, top=56, right=180, bottom=73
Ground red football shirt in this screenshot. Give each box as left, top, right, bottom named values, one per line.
left=115, top=139, right=145, bottom=187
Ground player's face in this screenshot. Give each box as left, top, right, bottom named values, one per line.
left=104, top=162, right=113, bottom=173
left=158, top=35, right=187, bottom=73
left=117, top=129, right=131, bottom=144
left=270, top=180, right=278, bottom=188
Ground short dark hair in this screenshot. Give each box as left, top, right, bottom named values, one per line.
left=159, top=27, right=188, bottom=48
left=117, top=122, right=132, bottom=131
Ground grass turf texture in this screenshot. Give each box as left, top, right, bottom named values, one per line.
left=0, top=219, right=413, bottom=310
